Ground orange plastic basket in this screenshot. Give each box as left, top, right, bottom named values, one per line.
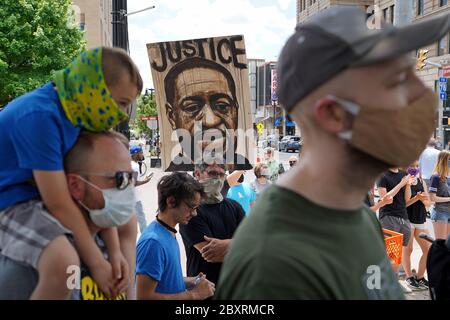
left=383, top=228, right=403, bottom=265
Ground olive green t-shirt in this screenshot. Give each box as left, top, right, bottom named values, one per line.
left=215, top=186, right=404, bottom=300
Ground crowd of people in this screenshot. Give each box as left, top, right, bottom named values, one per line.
left=1, top=6, right=450, bottom=301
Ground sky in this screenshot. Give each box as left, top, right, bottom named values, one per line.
left=127, top=0, right=297, bottom=90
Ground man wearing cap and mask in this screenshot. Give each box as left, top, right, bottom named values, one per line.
left=179, top=161, right=245, bottom=286
left=216, top=7, right=450, bottom=300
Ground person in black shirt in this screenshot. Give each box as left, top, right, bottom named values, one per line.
left=377, top=168, right=417, bottom=288
left=179, top=162, right=245, bottom=286
left=404, top=160, right=431, bottom=289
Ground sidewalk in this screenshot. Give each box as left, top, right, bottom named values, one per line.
left=399, top=218, right=434, bottom=300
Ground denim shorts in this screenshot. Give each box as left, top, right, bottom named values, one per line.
left=431, top=208, right=450, bottom=223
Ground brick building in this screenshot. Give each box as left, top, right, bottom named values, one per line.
left=72, top=0, right=113, bottom=48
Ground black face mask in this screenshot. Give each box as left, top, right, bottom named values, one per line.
left=237, top=174, right=244, bottom=183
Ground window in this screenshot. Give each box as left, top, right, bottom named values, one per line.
left=79, top=13, right=85, bottom=31
left=438, top=36, right=446, bottom=56
left=417, top=0, right=424, bottom=15
left=390, top=5, right=395, bottom=24
left=383, top=8, right=388, bottom=21
left=299, top=0, right=306, bottom=12
left=441, top=0, right=448, bottom=7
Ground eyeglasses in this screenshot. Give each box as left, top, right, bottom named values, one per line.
left=78, top=171, right=137, bottom=190
left=289, top=161, right=297, bottom=165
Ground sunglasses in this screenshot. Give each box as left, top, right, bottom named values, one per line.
left=78, top=171, right=137, bottom=190
left=289, top=161, right=297, bottom=165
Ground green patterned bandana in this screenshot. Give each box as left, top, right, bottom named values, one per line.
left=53, top=47, right=128, bottom=132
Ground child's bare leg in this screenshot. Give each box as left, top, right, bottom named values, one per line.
left=31, top=236, right=79, bottom=300
left=118, top=216, right=137, bottom=300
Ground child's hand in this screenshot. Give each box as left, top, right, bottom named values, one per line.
left=109, top=251, right=130, bottom=295
left=90, top=259, right=117, bottom=298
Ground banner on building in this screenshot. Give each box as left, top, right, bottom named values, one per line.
left=147, top=35, right=254, bottom=171
left=271, top=69, right=278, bottom=103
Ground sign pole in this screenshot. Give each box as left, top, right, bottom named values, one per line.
left=438, top=69, right=446, bottom=146
left=427, top=60, right=444, bottom=146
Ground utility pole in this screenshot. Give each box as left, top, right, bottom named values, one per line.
left=111, top=1, right=155, bottom=140
left=112, top=0, right=130, bottom=139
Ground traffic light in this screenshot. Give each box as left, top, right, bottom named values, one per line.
left=443, top=117, right=449, bottom=126
left=416, top=49, right=429, bottom=70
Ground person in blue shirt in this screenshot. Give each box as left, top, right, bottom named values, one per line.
left=226, top=170, right=257, bottom=215
left=136, top=172, right=215, bottom=300
left=0, top=47, right=142, bottom=299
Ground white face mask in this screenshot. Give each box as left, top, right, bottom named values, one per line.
left=77, top=176, right=136, bottom=228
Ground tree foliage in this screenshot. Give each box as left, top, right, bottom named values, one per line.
left=131, top=92, right=158, bottom=137
left=0, top=0, right=85, bottom=106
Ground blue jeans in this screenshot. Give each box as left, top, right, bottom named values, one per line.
left=431, top=208, right=450, bottom=223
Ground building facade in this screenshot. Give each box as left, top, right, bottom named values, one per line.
left=250, top=60, right=299, bottom=142
left=297, top=0, right=374, bottom=23
left=72, top=0, right=113, bottom=48
left=375, top=0, right=450, bottom=144
left=296, top=0, right=450, bottom=144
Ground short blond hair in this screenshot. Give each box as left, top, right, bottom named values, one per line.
left=102, top=47, right=143, bottom=93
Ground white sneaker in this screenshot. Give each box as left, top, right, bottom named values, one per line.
left=399, top=280, right=413, bottom=293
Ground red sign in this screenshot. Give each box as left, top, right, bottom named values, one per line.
left=140, top=116, right=158, bottom=121
left=444, top=66, right=450, bottom=77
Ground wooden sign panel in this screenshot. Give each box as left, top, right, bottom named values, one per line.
left=147, top=35, right=254, bottom=171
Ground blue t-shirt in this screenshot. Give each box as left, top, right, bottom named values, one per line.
left=136, top=220, right=186, bottom=294
left=226, top=183, right=257, bottom=215
left=0, top=82, right=80, bottom=210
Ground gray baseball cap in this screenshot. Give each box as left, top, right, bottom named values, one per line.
left=278, top=6, right=450, bottom=112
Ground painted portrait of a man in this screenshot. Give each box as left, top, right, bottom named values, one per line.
left=147, top=35, right=254, bottom=172
left=164, top=58, right=251, bottom=171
